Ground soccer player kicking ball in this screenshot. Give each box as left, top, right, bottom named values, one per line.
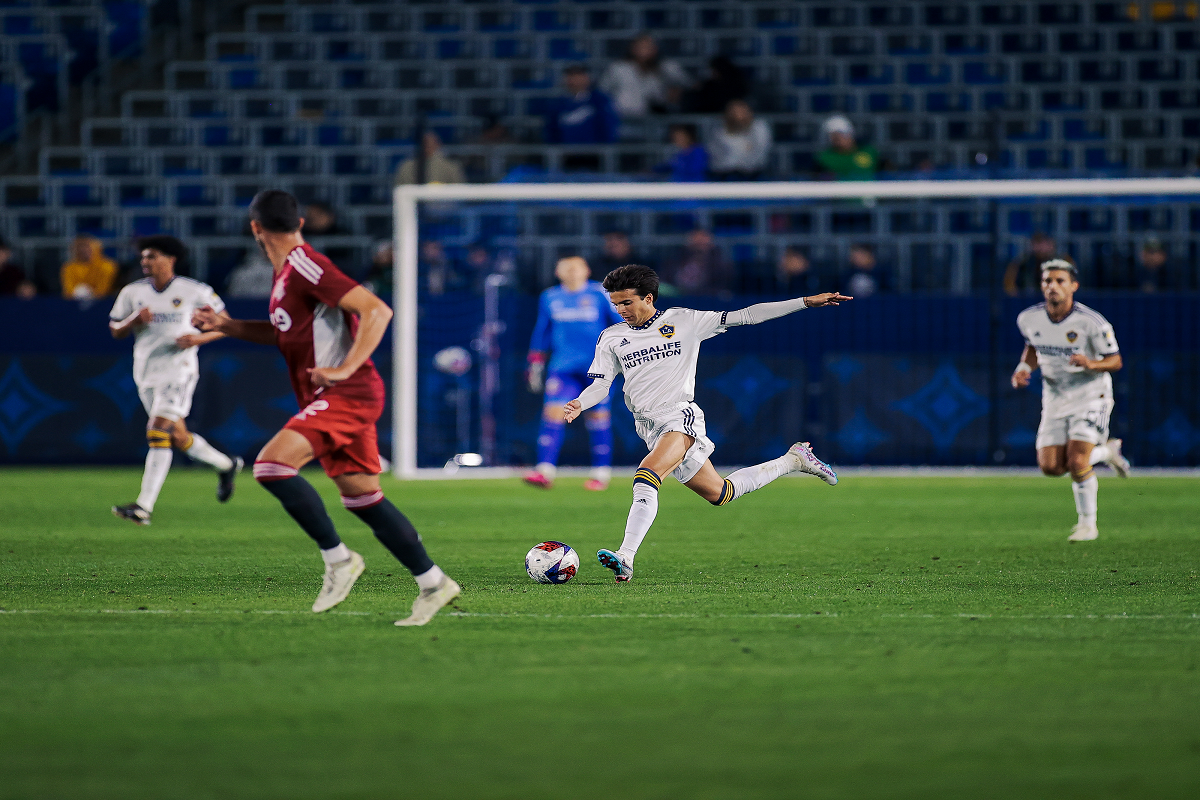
left=524, top=256, right=623, bottom=490
left=564, top=265, right=849, bottom=582
left=1012, top=259, right=1131, bottom=542
left=109, top=236, right=242, bottom=525
left=193, top=190, right=458, bottom=625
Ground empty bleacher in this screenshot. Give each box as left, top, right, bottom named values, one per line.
left=4, top=0, right=1200, bottom=292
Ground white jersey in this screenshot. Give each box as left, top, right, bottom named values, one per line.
left=109, top=276, right=225, bottom=387
left=1016, top=301, right=1119, bottom=413
left=587, top=307, right=728, bottom=415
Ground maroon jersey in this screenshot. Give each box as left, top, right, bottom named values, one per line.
left=268, top=244, right=385, bottom=408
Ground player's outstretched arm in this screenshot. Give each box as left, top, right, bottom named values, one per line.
left=722, top=292, right=852, bottom=327
left=308, top=286, right=393, bottom=389
left=192, top=306, right=277, bottom=346
left=109, top=307, right=152, bottom=339
left=1068, top=352, right=1122, bottom=373
left=1011, top=344, right=1038, bottom=388
left=564, top=377, right=613, bottom=423
left=176, top=330, right=226, bottom=349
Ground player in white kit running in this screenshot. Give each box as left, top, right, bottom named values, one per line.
left=564, top=265, right=850, bottom=581
left=1012, top=259, right=1131, bottom=542
left=108, top=236, right=243, bottom=524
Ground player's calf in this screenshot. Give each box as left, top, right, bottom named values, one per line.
left=253, top=461, right=343, bottom=551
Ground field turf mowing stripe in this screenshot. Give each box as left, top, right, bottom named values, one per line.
left=0, top=468, right=1198, bottom=799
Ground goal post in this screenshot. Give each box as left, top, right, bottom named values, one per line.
left=392, top=177, right=1200, bottom=478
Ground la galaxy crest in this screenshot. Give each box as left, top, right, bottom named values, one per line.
left=658, top=324, right=675, bottom=339
left=1066, top=330, right=1078, bottom=343
left=171, top=297, right=183, bottom=307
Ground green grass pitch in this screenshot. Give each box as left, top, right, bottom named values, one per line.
left=1, top=468, right=1198, bottom=800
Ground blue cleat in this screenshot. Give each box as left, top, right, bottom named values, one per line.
left=597, top=549, right=634, bottom=583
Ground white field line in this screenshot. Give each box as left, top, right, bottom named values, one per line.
left=1, top=609, right=1197, bottom=621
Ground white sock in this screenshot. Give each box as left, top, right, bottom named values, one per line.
left=1089, top=444, right=1111, bottom=465
left=535, top=462, right=557, bottom=480
left=590, top=466, right=612, bottom=484
left=1072, top=474, right=1098, bottom=527
left=136, top=448, right=173, bottom=512
left=725, top=454, right=795, bottom=503
left=321, top=543, right=351, bottom=566
left=414, top=564, right=446, bottom=591
left=183, top=433, right=234, bottom=471
left=618, top=482, right=659, bottom=562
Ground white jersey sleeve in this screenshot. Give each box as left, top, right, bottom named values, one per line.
left=687, top=309, right=728, bottom=341
left=586, top=328, right=622, bottom=381
left=109, top=285, right=134, bottom=322
left=1090, top=316, right=1119, bottom=356
left=201, top=283, right=226, bottom=315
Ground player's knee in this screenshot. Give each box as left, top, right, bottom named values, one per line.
left=584, top=409, right=610, bottom=430
left=253, top=459, right=299, bottom=484
left=146, top=427, right=172, bottom=450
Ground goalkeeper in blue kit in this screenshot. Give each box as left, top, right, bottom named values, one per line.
left=525, top=256, right=623, bottom=490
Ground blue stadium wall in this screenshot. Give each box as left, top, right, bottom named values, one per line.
left=1, top=293, right=1197, bottom=468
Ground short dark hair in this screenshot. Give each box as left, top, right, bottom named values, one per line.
left=249, top=190, right=301, bottom=233
left=602, top=264, right=658, bottom=300
left=137, top=235, right=187, bottom=265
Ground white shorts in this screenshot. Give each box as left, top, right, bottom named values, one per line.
left=634, top=401, right=715, bottom=484
left=1036, top=396, right=1114, bottom=449
left=137, top=374, right=198, bottom=422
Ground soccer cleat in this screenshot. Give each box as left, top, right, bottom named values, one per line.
left=1068, top=523, right=1099, bottom=542
left=523, top=471, right=553, bottom=489
left=583, top=479, right=609, bottom=491
left=217, top=456, right=244, bottom=503
left=788, top=442, right=838, bottom=486
left=111, top=502, right=151, bottom=526
left=312, top=551, right=365, bottom=612
left=597, top=549, right=634, bottom=582
left=394, top=575, right=461, bottom=627
left=1104, top=438, right=1131, bottom=479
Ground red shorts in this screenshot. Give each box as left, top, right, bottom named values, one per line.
left=285, top=392, right=383, bottom=478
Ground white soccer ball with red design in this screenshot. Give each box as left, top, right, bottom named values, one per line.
left=525, top=541, right=579, bottom=584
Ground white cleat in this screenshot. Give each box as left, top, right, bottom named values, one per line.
left=788, top=441, right=838, bottom=485
left=1068, top=523, right=1099, bottom=542
left=597, top=549, right=634, bottom=583
left=312, top=551, right=365, bottom=612
left=1104, top=438, right=1131, bottom=478
left=395, top=575, right=461, bottom=627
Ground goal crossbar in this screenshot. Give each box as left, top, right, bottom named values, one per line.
left=391, top=177, right=1200, bottom=477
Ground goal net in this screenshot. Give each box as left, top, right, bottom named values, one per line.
left=392, top=178, right=1200, bottom=476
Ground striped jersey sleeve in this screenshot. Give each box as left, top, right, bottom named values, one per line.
left=286, top=246, right=359, bottom=309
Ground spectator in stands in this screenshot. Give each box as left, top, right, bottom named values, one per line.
left=599, top=34, right=691, bottom=117
left=0, top=237, right=35, bottom=299
left=816, top=116, right=879, bottom=181
left=225, top=253, right=274, bottom=299
left=656, top=124, right=708, bottom=182
left=1003, top=232, right=1060, bottom=296
left=594, top=231, right=652, bottom=274
left=544, top=65, right=619, bottom=145
left=460, top=242, right=495, bottom=295
left=1135, top=238, right=1181, bottom=293
left=843, top=244, right=882, bottom=297
left=776, top=246, right=816, bottom=295
left=61, top=235, right=118, bottom=300
left=708, top=100, right=772, bottom=181
left=394, top=131, right=466, bottom=185
left=664, top=227, right=733, bottom=296
left=477, top=116, right=514, bottom=144
left=683, top=55, right=750, bottom=114
left=423, top=241, right=468, bottom=295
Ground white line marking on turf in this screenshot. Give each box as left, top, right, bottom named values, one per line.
left=1, top=609, right=1197, bottom=620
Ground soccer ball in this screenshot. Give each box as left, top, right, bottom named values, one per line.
left=525, top=541, right=580, bottom=584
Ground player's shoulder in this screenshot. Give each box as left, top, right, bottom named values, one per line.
left=287, top=244, right=340, bottom=284
left=1071, top=301, right=1112, bottom=329
left=1016, top=302, right=1046, bottom=323
left=174, top=275, right=214, bottom=294
left=596, top=321, right=629, bottom=343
